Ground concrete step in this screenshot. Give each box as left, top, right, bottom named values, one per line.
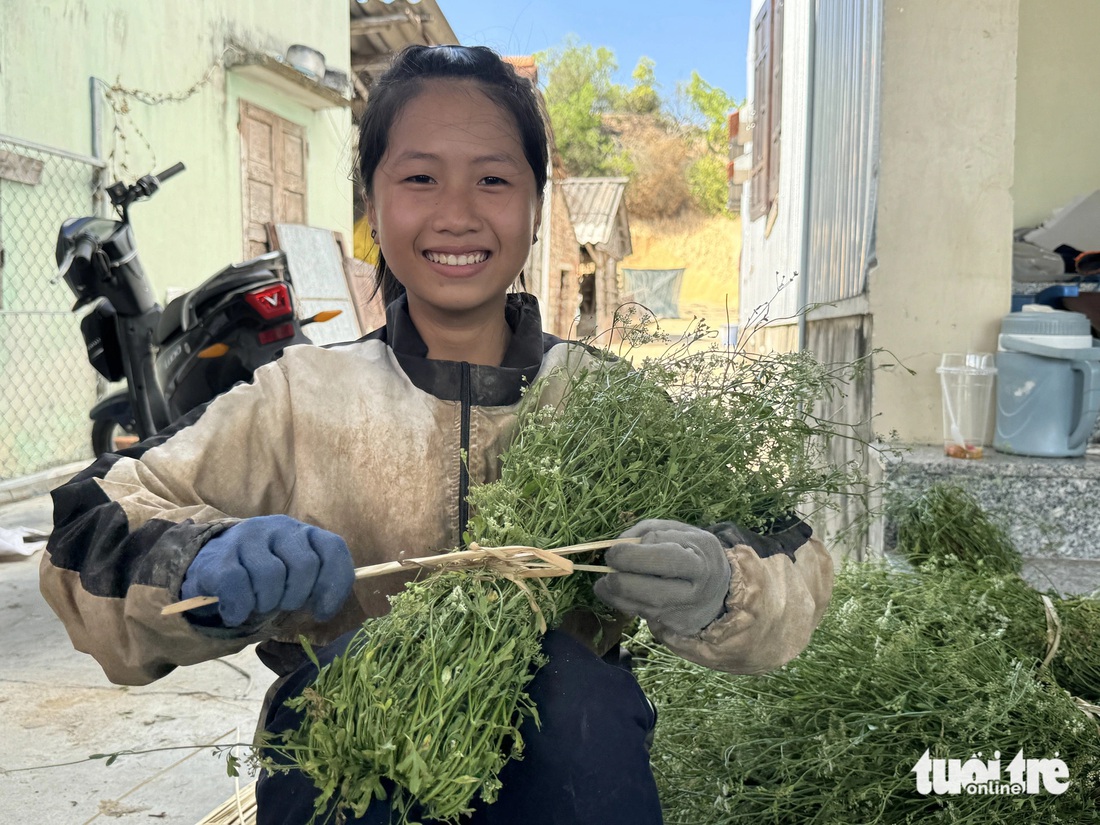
left=1021, top=556, right=1100, bottom=595
left=0, top=460, right=89, bottom=505
left=876, top=444, right=1100, bottom=561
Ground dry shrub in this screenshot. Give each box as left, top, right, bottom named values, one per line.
left=623, top=133, right=692, bottom=219
left=605, top=113, right=695, bottom=220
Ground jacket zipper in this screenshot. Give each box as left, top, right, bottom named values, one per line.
left=458, top=361, right=471, bottom=546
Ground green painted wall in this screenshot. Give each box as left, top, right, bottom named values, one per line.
left=0, top=0, right=354, bottom=300
left=0, top=1, right=353, bottom=479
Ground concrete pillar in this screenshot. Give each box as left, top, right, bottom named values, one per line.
left=869, top=0, right=1018, bottom=444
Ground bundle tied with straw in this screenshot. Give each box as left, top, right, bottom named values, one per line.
left=260, top=321, right=869, bottom=824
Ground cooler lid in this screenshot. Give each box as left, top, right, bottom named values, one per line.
left=1000, top=309, right=1091, bottom=337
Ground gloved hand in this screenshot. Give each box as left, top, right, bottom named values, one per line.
left=181, top=515, right=354, bottom=628
left=593, top=519, right=733, bottom=637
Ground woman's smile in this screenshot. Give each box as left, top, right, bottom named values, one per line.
left=423, top=248, right=492, bottom=270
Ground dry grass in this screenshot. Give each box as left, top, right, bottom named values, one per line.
left=195, top=781, right=255, bottom=824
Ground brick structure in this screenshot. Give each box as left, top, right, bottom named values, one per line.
left=559, top=177, right=633, bottom=339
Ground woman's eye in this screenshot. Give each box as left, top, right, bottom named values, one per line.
left=405, top=175, right=434, bottom=184
left=480, top=176, right=508, bottom=186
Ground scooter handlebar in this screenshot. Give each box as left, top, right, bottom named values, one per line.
left=108, top=162, right=186, bottom=209
left=74, top=237, right=97, bottom=262
left=155, top=162, right=185, bottom=184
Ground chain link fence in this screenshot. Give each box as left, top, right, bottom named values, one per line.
left=0, top=135, right=105, bottom=481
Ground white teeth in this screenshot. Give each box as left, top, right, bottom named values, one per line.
left=426, top=251, right=487, bottom=266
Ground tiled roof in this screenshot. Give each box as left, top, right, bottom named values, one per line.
left=503, top=55, right=538, bottom=84
left=560, top=177, right=629, bottom=248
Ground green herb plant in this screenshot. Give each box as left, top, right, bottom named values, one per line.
left=892, top=483, right=1022, bottom=575
left=891, top=482, right=1100, bottom=703
left=265, top=576, right=547, bottom=823
left=261, top=316, right=873, bottom=824
left=629, top=484, right=1100, bottom=825
left=631, top=563, right=1100, bottom=825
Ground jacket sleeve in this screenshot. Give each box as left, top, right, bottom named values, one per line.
left=649, top=519, right=833, bottom=674
left=39, top=359, right=299, bottom=686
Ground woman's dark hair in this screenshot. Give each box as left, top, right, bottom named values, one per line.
left=357, top=45, right=551, bottom=306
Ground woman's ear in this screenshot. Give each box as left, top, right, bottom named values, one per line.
left=365, top=197, right=378, bottom=237
left=535, top=194, right=544, bottom=233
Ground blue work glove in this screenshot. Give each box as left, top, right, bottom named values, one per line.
left=181, top=515, right=354, bottom=628
left=593, top=519, right=733, bottom=637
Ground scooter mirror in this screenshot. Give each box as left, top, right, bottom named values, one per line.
left=54, top=249, right=75, bottom=284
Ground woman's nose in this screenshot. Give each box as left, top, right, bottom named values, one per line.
left=431, top=186, right=482, bottom=234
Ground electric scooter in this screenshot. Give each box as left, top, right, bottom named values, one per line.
left=55, top=163, right=338, bottom=456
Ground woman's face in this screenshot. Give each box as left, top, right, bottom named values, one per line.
left=366, top=79, right=541, bottom=320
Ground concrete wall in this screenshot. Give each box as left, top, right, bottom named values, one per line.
left=868, top=0, right=1018, bottom=444
left=807, top=314, right=874, bottom=560
left=0, top=0, right=354, bottom=301
left=1014, top=0, right=1100, bottom=229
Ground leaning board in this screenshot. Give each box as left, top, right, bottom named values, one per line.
left=269, top=223, right=362, bottom=346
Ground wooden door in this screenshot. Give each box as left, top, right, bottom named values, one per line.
left=239, top=102, right=308, bottom=258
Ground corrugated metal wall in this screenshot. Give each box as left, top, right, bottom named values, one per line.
left=805, top=0, right=883, bottom=305
left=738, top=0, right=810, bottom=332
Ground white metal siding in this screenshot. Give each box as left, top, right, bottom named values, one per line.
left=739, top=0, right=811, bottom=331
left=806, top=0, right=883, bottom=305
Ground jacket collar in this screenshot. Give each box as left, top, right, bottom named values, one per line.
left=367, top=292, right=558, bottom=405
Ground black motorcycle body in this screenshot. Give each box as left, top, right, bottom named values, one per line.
left=56, top=163, right=323, bottom=455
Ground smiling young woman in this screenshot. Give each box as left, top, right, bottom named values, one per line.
left=39, top=43, right=833, bottom=825
left=365, top=79, right=542, bottom=366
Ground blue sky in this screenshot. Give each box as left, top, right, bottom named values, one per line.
left=436, top=0, right=751, bottom=102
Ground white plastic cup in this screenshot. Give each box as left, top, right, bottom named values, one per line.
left=936, top=353, right=997, bottom=459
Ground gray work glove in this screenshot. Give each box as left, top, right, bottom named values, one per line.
left=593, top=519, right=733, bottom=637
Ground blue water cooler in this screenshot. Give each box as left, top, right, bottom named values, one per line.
left=994, top=309, right=1100, bottom=457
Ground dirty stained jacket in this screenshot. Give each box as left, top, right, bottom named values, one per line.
left=39, top=293, right=834, bottom=687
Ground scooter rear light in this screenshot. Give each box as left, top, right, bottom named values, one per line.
left=245, top=283, right=292, bottom=321
left=258, top=322, right=297, bottom=346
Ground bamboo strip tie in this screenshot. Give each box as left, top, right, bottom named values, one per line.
left=161, top=537, right=633, bottom=617
left=195, top=781, right=256, bottom=825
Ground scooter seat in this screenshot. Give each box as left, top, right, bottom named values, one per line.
left=155, top=251, right=288, bottom=345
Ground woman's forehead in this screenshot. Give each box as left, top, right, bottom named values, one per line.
left=387, top=79, right=523, bottom=153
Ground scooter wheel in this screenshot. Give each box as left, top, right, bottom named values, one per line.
left=92, top=418, right=140, bottom=457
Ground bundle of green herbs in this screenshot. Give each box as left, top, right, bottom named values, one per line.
left=628, top=483, right=1100, bottom=824
left=267, top=576, right=547, bottom=822
left=631, top=563, right=1100, bottom=825
left=261, top=322, right=869, bottom=823
left=892, top=482, right=1100, bottom=702
left=891, top=482, right=1022, bottom=575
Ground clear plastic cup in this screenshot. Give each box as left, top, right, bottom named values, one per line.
left=935, top=353, right=997, bottom=459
